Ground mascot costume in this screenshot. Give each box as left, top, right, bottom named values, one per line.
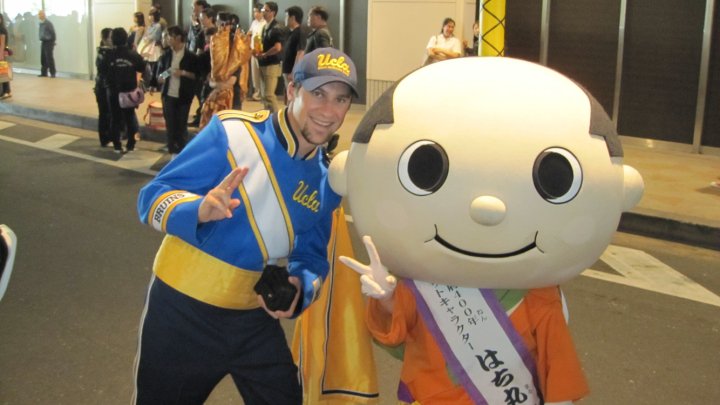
left=329, top=57, right=644, bottom=404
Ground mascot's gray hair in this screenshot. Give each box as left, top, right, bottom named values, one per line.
left=352, top=69, right=623, bottom=158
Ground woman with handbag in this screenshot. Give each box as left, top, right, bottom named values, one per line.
left=138, top=10, right=163, bottom=90
left=98, top=27, right=146, bottom=153
left=0, top=13, right=12, bottom=99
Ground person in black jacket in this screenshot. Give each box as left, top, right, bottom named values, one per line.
left=156, top=26, right=198, bottom=157
left=94, top=28, right=113, bottom=147
left=38, top=10, right=56, bottom=77
left=99, top=27, right=146, bottom=153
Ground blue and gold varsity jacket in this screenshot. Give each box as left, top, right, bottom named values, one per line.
left=137, top=109, right=341, bottom=313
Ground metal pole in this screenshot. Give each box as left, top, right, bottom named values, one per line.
left=692, top=0, right=716, bottom=153
left=339, top=0, right=345, bottom=52
left=612, top=0, right=627, bottom=124
left=539, top=0, right=550, bottom=65
left=87, top=0, right=94, bottom=80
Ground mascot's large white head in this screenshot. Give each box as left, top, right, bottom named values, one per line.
left=330, top=57, right=644, bottom=288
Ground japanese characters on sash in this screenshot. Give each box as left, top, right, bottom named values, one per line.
left=330, top=57, right=644, bottom=405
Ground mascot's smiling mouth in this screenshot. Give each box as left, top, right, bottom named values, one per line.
left=429, top=227, right=540, bottom=258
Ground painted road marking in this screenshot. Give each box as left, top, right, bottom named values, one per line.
left=118, top=149, right=165, bottom=172
left=0, top=121, right=16, bottom=131
left=36, top=133, right=81, bottom=149
left=0, top=134, right=161, bottom=176
left=584, top=245, right=720, bottom=307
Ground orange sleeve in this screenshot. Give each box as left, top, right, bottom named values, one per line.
left=366, top=282, right=417, bottom=346
left=520, top=287, right=590, bottom=403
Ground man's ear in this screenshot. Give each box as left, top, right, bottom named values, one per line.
left=622, top=165, right=644, bottom=212
left=286, top=80, right=296, bottom=102
left=328, top=150, right=349, bottom=196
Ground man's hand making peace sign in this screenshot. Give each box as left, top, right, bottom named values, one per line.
left=198, top=167, right=249, bottom=223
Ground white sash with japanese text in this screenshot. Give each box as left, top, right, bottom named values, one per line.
left=408, top=280, right=541, bottom=405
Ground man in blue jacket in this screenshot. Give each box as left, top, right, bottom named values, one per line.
left=133, top=47, right=358, bottom=404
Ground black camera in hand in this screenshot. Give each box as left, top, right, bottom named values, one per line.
left=253, top=264, right=298, bottom=312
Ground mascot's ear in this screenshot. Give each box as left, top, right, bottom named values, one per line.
left=329, top=150, right=349, bottom=196
left=622, top=165, right=644, bottom=212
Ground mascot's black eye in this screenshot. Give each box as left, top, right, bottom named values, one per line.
left=398, top=141, right=449, bottom=196
left=533, top=147, right=582, bottom=204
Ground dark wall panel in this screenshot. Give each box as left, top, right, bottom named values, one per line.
left=617, top=0, right=705, bottom=142
left=505, top=0, right=542, bottom=62
left=546, top=0, right=620, bottom=116
left=346, top=0, right=368, bottom=104
left=702, top=2, right=720, bottom=148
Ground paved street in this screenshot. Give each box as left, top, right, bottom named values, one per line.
left=0, top=116, right=718, bottom=404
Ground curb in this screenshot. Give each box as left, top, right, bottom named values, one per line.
left=619, top=212, right=719, bottom=252
left=0, top=102, right=170, bottom=144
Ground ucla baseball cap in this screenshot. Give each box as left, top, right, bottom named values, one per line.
left=292, top=47, right=359, bottom=97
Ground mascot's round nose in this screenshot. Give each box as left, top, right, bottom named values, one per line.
left=470, top=196, right=506, bottom=226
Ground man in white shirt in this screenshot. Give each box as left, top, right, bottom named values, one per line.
left=157, top=26, right=198, bottom=157
left=248, top=4, right=266, bottom=101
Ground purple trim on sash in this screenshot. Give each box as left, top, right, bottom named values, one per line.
left=479, top=289, right=539, bottom=385
left=397, top=381, right=414, bottom=403
left=406, top=280, right=487, bottom=405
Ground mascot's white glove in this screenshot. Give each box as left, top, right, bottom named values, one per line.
left=339, top=235, right=397, bottom=300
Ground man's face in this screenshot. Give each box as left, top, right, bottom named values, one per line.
left=192, top=4, right=202, bottom=17
left=308, top=13, right=319, bottom=29
left=166, top=34, right=181, bottom=50
left=333, top=57, right=642, bottom=289
left=287, top=81, right=352, bottom=148
left=199, top=12, right=212, bottom=28
left=261, top=5, right=274, bottom=22
left=38, top=10, right=46, bottom=21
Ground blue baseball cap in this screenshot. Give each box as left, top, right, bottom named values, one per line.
left=292, top=47, right=359, bottom=97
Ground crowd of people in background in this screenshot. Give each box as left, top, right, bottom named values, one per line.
left=0, top=5, right=483, bottom=157
left=86, top=3, right=486, bottom=160
left=90, top=2, right=341, bottom=158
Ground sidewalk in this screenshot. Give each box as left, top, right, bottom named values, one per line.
left=1, top=73, right=719, bottom=250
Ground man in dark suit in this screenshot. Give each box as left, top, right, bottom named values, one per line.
left=157, top=26, right=199, bottom=158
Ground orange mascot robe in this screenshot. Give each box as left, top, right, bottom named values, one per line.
left=367, top=284, right=589, bottom=404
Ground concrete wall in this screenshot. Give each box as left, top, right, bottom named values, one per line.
left=91, top=0, right=151, bottom=49
left=366, top=0, right=476, bottom=107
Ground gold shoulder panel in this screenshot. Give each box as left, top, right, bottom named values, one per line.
left=217, top=109, right=271, bottom=123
